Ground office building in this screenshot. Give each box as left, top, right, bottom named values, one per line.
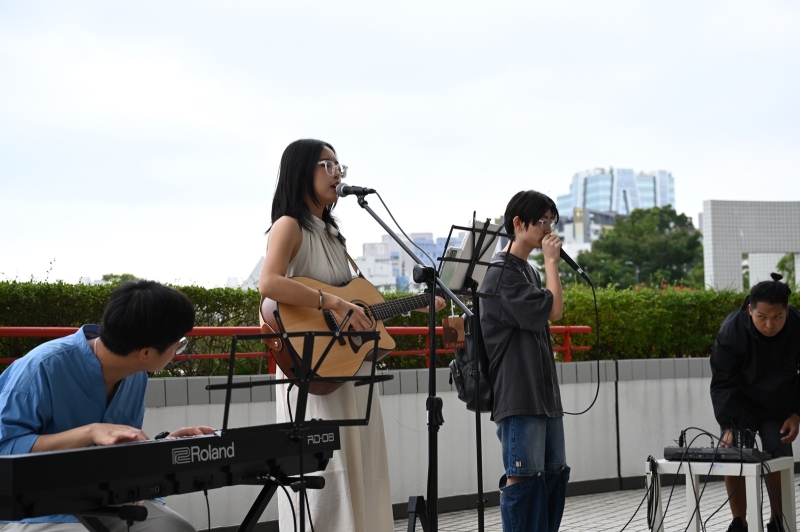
left=556, top=168, right=675, bottom=247
left=355, top=233, right=464, bottom=291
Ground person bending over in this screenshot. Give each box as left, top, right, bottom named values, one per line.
left=711, top=273, right=800, bottom=532
left=0, top=280, right=214, bottom=532
left=479, top=190, right=570, bottom=532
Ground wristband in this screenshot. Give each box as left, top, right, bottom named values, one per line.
left=154, top=431, right=170, bottom=440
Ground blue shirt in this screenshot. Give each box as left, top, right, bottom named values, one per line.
left=0, top=325, right=148, bottom=522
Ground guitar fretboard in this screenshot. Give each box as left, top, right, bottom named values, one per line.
left=370, top=294, right=431, bottom=321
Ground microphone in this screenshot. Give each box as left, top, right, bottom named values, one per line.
left=336, top=183, right=376, bottom=197
left=560, top=248, right=593, bottom=285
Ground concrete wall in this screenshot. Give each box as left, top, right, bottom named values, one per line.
left=702, top=200, right=800, bottom=290
left=142, top=360, right=798, bottom=530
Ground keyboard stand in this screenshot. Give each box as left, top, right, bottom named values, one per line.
left=645, top=456, right=796, bottom=532
left=238, top=479, right=280, bottom=532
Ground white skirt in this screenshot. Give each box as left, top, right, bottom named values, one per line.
left=276, top=364, right=394, bottom=532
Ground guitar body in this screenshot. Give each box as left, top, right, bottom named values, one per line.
left=262, top=277, right=397, bottom=395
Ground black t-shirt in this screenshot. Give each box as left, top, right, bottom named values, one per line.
left=479, top=252, right=563, bottom=422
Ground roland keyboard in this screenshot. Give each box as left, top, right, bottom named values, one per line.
left=664, top=446, right=771, bottom=463
left=0, top=425, right=339, bottom=521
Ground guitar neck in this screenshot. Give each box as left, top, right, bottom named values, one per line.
left=370, top=294, right=431, bottom=322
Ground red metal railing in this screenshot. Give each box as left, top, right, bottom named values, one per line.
left=0, top=325, right=592, bottom=368
left=554, top=325, right=592, bottom=362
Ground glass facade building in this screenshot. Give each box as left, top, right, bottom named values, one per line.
left=557, top=168, right=675, bottom=217
left=555, top=168, right=676, bottom=244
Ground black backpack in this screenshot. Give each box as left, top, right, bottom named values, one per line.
left=449, top=258, right=519, bottom=413
left=448, top=315, right=493, bottom=413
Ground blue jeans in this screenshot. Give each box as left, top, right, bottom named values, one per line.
left=496, top=415, right=570, bottom=532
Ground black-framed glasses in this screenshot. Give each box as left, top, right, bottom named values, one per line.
left=537, top=219, right=557, bottom=231
left=175, top=337, right=188, bottom=355
left=317, top=160, right=348, bottom=179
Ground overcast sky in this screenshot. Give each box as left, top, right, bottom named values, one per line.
left=1, top=1, right=798, bottom=287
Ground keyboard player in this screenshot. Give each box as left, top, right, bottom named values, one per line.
left=0, top=280, right=213, bottom=531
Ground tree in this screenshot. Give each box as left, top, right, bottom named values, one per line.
left=101, top=273, right=139, bottom=285
left=777, top=253, right=796, bottom=288
left=576, top=206, right=703, bottom=289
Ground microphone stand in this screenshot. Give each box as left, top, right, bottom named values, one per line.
left=352, top=194, right=471, bottom=532
left=438, top=214, right=504, bottom=532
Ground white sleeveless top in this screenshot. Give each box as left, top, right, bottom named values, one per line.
left=272, top=215, right=394, bottom=532
left=284, top=216, right=352, bottom=286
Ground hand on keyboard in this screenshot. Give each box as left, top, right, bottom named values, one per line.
left=163, top=426, right=216, bottom=439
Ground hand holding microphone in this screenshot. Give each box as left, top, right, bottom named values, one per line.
left=541, top=233, right=563, bottom=263
left=540, top=232, right=592, bottom=285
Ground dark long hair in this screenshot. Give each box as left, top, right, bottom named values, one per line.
left=503, top=190, right=559, bottom=242
left=268, top=139, right=339, bottom=233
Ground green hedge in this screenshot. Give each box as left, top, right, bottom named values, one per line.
left=3, top=281, right=798, bottom=373
left=0, top=281, right=267, bottom=376
left=0, top=281, right=451, bottom=375
left=556, top=286, right=800, bottom=360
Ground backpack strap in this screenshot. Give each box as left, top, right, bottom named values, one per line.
left=484, top=255, right=533, bottom=385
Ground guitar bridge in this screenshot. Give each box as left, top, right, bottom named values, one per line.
left=323, top=310, right=347, bottom=346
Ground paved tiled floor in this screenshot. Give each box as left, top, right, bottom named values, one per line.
left=396, top=474, right=800, bottom=531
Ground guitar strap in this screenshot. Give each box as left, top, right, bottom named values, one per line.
left=330, top=228, right=365, bottom=280
left=344, top=249, right=366, bottom=279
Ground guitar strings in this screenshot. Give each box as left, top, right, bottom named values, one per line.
left=381, top=295, right=428, bottom=317
left=370, top=294, right=429, bottom=320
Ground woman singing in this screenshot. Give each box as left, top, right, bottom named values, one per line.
left=259, top=139, right=441, bottom=531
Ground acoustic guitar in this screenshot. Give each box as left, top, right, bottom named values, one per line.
left=261, top=276, right=431, bottom=395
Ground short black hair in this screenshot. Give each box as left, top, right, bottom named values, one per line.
left=503, top=190, right=559, bottom=241
left=749, top=272, right=791, bottom=308
left=269, top=139, right=339, bottom=233
left=99, top=280, right=195, bottom=356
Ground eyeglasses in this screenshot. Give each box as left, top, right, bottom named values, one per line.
left=317, top=160, right=348, bottom=179
left=175, top=337, right=188, bottom=355
left=536, top=219, right=557, bottom=231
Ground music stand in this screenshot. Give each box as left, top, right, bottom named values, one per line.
left=439, top=216, right=503, bottom=295
left=207, top=314, right=391, bottom=532
left=437, top=213, right=506, bottom=532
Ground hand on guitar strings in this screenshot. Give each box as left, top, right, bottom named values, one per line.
left=330, top=295, right=373, bottom=331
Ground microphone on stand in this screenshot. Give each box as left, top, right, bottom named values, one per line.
left=560, top=248, right=593, bottom=285
left=336, top=183, right=376, bottom=197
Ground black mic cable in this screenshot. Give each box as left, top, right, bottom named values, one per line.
left=560, top=248, right=601, bottom=416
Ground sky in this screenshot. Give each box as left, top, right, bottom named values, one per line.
left=1, top=1, right=798, bottom=287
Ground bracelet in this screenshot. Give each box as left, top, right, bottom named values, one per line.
left=318, top=290, right=324, bottom=311
left=154, top=431, right=170, bottom=440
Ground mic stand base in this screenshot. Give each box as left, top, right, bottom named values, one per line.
left=407, top=495, right=430, bottom=532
